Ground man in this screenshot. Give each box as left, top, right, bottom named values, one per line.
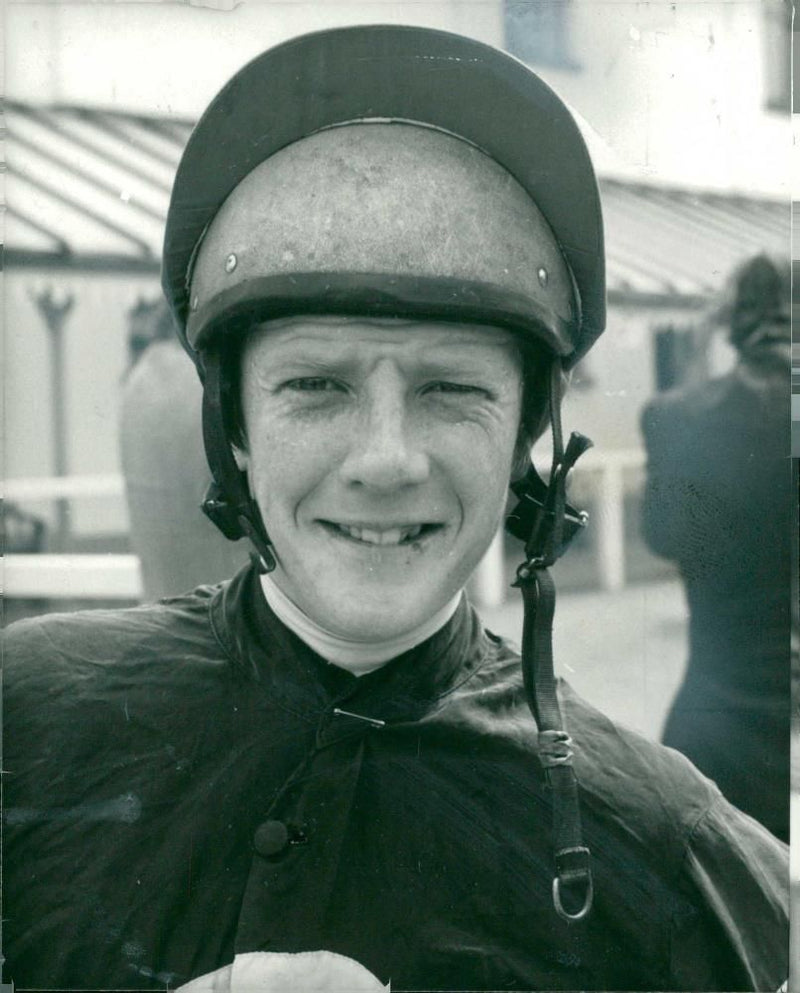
left=641, top=253, right=793, bottom=844
left=4, top=26, right=787, bottom=992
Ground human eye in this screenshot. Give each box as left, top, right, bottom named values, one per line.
left=283, top=376, right=346, bottom=393
left=423, top=381, right=493, bottom=399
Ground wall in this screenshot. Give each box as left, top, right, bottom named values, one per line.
left=520, top=0, right=791, bottom=196
left=4, top=2, right=503, bottom=116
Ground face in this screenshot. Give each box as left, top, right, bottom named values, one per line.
left=235, top=316, right=523, bottom=641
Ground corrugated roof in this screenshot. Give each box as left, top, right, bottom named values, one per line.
left=600, top=178, right=789, bottom=303
left=4, top=102, right=192, bottom=269
left=4, top=101, right=790, bottom=301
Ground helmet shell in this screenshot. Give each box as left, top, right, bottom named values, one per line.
left=162, top=24, right=606, bottom=368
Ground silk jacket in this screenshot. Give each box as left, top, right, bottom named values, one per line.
left=4, top=565, right=788, bottom=991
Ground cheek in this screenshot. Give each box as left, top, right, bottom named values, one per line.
left=444, top=422, right=518, bottom=518
left=245, top=422, right=329, bottom=509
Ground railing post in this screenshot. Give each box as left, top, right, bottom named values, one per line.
left=595, top=461, right=626, bottom=591
left=472, top=527, right=507, bottom=607
left=30, top=286, right=75, bottom=551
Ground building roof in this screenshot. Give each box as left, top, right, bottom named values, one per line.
left=4, top=101, right=790, bottom=304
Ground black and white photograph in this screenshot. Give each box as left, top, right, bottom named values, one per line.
left=3, top=1, right=795, bottom=990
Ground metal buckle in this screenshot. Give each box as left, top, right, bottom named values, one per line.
left=513, top=556, right=547, bottom=586
left=552, top=871, right=594, bottom=923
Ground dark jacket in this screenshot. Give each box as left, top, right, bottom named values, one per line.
left=641, top=338, right=792, bottom=840
left=4, top=565, right=788, bottom=991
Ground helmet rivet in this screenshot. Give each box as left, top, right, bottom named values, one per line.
left=225, top=253, right=238, bottom=273
left=537, top=266, right=548, bottom=287
left=190, top=295, right=199, bottom=311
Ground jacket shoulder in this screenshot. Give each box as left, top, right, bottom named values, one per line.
left=641, top=375, right=734, bottom=434
left=455, top=647, right=722, bottom=855
left=4, top=585, right=226, bottom=705
left=560, top=680, right=722, bottom=850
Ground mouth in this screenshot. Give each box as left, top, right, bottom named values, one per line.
left=319, top=520, right=443, bottom=547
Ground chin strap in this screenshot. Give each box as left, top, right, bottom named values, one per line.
left=506, top=361, right=594, bottom=923
left=199, top=348, right=277, bottom=574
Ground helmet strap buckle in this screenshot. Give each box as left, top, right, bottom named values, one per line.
left=506, top=363, right=593, bottom=575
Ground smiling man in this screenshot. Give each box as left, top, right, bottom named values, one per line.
left=3, top=25, right=788, bottom=993
left=234, top=316, right=522, bottom=647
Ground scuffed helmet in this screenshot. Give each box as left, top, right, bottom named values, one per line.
left=162, top=25, right=606, bottom=371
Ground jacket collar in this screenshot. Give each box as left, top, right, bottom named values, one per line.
left=209, top=563, right=495, bottom=725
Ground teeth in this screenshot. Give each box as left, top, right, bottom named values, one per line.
left=337, top=524, right=426, bottom=545
left=369, top=528, right=400, bottom=545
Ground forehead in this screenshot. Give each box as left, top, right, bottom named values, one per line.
left=242, top=315, right=523, bottom=367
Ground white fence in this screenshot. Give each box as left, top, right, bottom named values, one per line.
left=4, top=450, right=646, bottom=602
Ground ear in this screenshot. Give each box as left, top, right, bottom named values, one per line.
left=232, top=444, right=249, bottom=473
left=510, top=430, right=533, bottom=483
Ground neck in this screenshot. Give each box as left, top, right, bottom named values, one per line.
left=259, top=573, right=463, bottom=676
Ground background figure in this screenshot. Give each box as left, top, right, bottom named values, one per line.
left=641, top=253, right=792, bottom=842
left=120, top=301, right=247, bottom=601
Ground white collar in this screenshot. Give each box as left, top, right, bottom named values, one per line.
left=259, top=573, right=462, bottom=676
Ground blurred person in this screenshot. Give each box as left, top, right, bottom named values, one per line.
left=641, top=253, right=792, bottom=843
left=120, top=300, right=247, bottom=600
left=4, top=28, right=788, bottom=992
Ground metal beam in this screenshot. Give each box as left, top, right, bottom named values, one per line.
left=3, top=249, right=161, bottom=274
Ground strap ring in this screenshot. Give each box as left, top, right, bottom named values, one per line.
left=552, top=872, right=594, bottom=923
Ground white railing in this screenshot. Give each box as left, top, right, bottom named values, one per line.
left=4, top=554, right=143, bottom=599
left=568, top=448, right=646, bottom=595
left=4, top=450, right=646, bottom=602
left=5, top=473, right=126, bottom=501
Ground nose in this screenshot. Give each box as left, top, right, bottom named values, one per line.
left=338, top=371, right=430, bottom=491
